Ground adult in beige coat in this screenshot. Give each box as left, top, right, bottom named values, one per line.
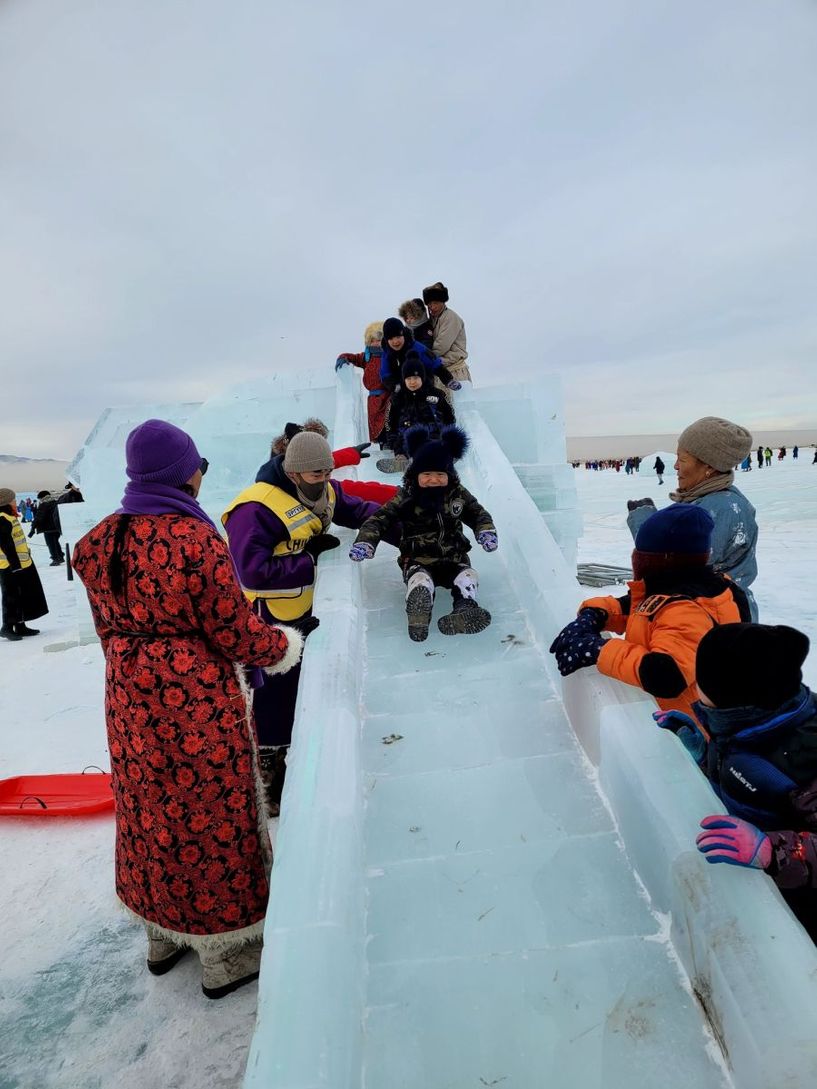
left=422, top=282, right=472, bottom=384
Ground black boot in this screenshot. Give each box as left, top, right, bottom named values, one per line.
left=1, top=627, right=23, bottom=641
left=405, top=584, right=434, bottom=643
left=437, top=596, right=492, bottom=636
left=258, top=746, right=288, bottom=817
left=14, top=624, right=40, bottom=637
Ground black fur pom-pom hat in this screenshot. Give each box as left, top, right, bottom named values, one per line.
left=405, top=425, right=469, bottom=476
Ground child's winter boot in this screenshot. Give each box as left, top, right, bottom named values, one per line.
left=438, top=596, right=492, bottom=636
left=405, top=569, right=435, bottom=642
left=376, top=453, right=409, bottom=474
left=200, top=939, right=264, bottom=999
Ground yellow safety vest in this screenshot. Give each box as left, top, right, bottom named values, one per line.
left=222, top=481, right=336, bottom=621
left=0, top=512, right=33, bottom=571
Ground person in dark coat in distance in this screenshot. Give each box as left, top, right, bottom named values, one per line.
left=0, top=487, right=48, bottom=640
left=29, top=490, right=64, bottom=565
left=655, top=623, right=817, bottom=941
left=653, top=456, right=665, bottom=484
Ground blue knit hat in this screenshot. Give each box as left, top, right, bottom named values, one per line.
left=634, top=503, right=714, bottom=555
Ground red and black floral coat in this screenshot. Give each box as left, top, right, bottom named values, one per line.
left=72, top=514, right=302, bottom=946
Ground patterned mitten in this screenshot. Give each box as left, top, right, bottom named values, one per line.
left=349, top=542, right=374, bottom=562
left=477, top=531, right=498, bottom=552
left=549, top=627, right=605, bottom=676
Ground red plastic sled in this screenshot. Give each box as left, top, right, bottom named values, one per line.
left=0, top=771, right=114, bottom=817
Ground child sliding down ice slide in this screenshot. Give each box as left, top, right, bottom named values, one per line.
left=349, top=426, right=498, bottom=642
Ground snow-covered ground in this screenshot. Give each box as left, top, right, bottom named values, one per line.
left=2, top=456, right=814, bottom=1088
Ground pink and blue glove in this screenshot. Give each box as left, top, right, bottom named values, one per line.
left=653, top=709, right=707, bottom=763
left=349, top=542, right=374, bottom=562
left=447, top=380, right=462, bottom=391
left=477, top=531, right=498, bottom=552
left=696, top=815, right=772, bottom=870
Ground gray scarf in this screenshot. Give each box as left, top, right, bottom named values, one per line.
left=296, top=480, right=333, bottom=530
left=670, top=470, right=733, bottom=504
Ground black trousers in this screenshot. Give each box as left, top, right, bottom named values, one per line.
left=43, top=532, right=64, bottom=562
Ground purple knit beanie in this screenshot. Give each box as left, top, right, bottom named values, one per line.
left=125, top=419, right=202, bottom=486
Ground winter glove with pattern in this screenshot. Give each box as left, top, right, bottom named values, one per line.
left=286, top=615, right=321, bottom=639
left=653, top=709, right=708, bottom=762
left=549, top=626, right=605, bottom=676
left=548, top=607, right=608, bottom=657
left=349, top=542, right=374, bottom=562
left=696, top=815, right=772, bottom=870
left=447, top=380, right=463, bottom=391
left=354, top=442, right=372, bottom=458
left=303, top=534, right=341, bottom=560
left=626, top=498, right=656, bottom=512
left=477, top=531, right=498, bottom=552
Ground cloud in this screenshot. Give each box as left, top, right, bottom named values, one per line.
left=1, top=0, right=816, bottom=457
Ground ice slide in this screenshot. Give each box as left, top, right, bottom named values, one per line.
left=60, top=371, right=817, bottom=1089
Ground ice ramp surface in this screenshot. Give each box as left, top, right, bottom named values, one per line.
left=245, top=374, right=817, bottom=1089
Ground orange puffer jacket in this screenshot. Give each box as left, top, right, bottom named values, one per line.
left=581, top=569, right=749, bottom=721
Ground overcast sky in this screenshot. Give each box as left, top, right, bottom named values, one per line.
left=2, top=0, right=816, bottom=458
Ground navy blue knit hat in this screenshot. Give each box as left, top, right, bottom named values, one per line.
left=697, top=623, right=810, bottom=709
left=405, top=425, right=469, bottom=478
left=402, top=352, right=426, bottom=382
left=634, top=503, right=714, bottom=555
left=383, top=317, right=406, bottom=341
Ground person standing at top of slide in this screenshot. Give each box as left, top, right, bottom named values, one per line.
left=423, top=282, right=472, bottom=386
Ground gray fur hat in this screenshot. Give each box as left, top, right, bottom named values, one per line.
left=283, top=431, right=334, bottom=474
left=677, top=416, right=753, bottom=472
left=0, top=487, right=16, bottom=507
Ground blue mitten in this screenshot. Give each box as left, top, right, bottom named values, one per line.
left=349, top=542, right=374, bottom=562
left=335, top=355, right=350, bottom=371
left=477, top=531, right=498, bottom=552
left=549, top=628, right=605, bottom=676
left=653, top=709, right=707, bottom=763
left=447, top=380, right=462, bottom=391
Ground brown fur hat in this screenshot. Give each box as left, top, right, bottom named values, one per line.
left=422, top=282, right=449, bottom=304
left=270, top=417, right=330, bottom=457
left=398, top=298, right=428, bottom=325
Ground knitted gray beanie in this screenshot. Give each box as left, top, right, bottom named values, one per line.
left=0, top=487, right=16, bottom=507
left=283, top=431, right=334, bottom=474
left=677, top=416, right=753, bottom=472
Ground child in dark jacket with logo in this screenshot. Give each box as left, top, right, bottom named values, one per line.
left=349, top=426, right=497, bottom=642
left=377, top=354, right=456, bottom=473
left=658, top=623, right=817, bottom=939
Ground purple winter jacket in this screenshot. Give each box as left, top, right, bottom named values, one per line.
left=224, top=455, right=383, bottom=595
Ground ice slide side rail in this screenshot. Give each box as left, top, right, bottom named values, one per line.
left=244, top=371, right=817, bottom=1089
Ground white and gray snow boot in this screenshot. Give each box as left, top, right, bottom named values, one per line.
left=200, top=940, right=264, bottom=1000
left=405, top=569, right=435, bottom=642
